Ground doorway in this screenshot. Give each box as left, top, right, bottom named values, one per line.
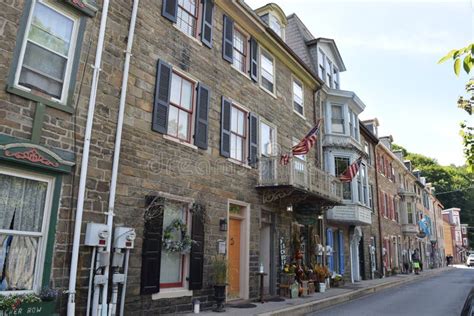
left=228, top=218, right=242, bottom=299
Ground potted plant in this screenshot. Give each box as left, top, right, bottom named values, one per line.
left=314, top=264, right=327, bottom=293
left=281, top=263, right=296, bottom=285
left=211, top=255, right=227, bottom=313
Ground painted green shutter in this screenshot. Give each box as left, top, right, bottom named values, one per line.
left=220, top=97, right=231, bottom=158
left=162, top=0, right=178, bottom=23
left=189, top=204, right=205, bottom=290
left=141, top=196, right=165, bottom=294
left=222, top=15, right=234, bottom=63
left=201, top=0, right=214, bottom=48
left=152, top=60, right=172, bottom=134
left=249, top=37, right=259, bottom=82
left=338, top=230, right=345, bottom=275
left=248, top=113, right=258, bottom=167
left=194, top=83, right=210, bottom=149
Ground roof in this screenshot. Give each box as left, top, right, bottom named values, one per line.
left=306, top=38, right=347, bottom=71
left=359, top=121, right=379, bottom=143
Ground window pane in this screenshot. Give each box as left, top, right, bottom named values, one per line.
left=269, top=15, right=282, bottom=37
left=230, top=134, right=237, bottom=159
left=261, top=52, right=274, bottom=89
left=181, top=79, right=193, bottom=110
left=260, top=122, right=271, bottom=156
left=0, top=174, right=47, bottom=232
left=177, top=1, right=196, bottom=37
left=29, top=3, right=73, bottom=56
left=23, top=42, right=66, bottom=81
left=237, top=110, right=245, bottom=135
left=231, top=107, right=238, bottom=133
left=170, top=74, right=182, bottom=106
left=236, top=137, right=243, bottom=161
left=167, top=105, right=179, bottom=137
left=0, top=235, right=39, bottom=291
left=160, top=201, right=187, bottom=285
left=178, top=110, right=189, bottom=140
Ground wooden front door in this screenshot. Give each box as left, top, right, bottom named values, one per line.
left=228, top=218, right=241, bottom=299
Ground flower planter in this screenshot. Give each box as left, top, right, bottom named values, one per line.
left=301, top=280, right=309, bottom=296
left=0, top=301, right=56, bottom=316
left=213, top=285, right=226, bottom=313
left=318, top=283, right=326, bottom=293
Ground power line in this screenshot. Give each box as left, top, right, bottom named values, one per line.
left=435, top=186, right=474, bottom=196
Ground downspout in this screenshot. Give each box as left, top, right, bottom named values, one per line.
left=102, top=0, right=139, bottom=313
left=314, top=85, right=325, bottom=265
left=68, top=1, right=110, bottom=315
left=374, top=143, right=384, bottom=277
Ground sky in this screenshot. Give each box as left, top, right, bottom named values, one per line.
left=245, top=0, right=474, bottom=166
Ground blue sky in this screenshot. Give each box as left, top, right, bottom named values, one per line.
left=246, top=0, right=473, bottom=166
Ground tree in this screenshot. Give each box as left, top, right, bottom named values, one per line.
left=438, top=44, right=474, bottom=171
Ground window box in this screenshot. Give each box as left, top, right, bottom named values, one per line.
left=1, top=301, right=56, bottom=316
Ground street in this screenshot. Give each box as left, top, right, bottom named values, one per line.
left=309, top=267, right=474, bottom=316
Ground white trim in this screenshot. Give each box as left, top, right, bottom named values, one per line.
left=172, top=23, right=203, bottom=47
left=226, top=200, right=250, bottom=301
left=259, top=47, right=276, bottom=95
left=14, top=0, right=80, bottom=105
left=151, top=288, right=193, bottom=300
left=291, top=76, right=305, bottom=118
left=0, top=166, right=55, bottom=294
left=258, top=118, right=277, bottom=158
left=163, top=134, right=199, bottom=151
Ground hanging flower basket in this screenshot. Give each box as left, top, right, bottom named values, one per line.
left=162, top=219, right=196, bottom=254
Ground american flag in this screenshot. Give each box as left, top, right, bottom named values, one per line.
left=280, top=119, right=322, bottom=165
left=339, top=157, right=362, bottom=182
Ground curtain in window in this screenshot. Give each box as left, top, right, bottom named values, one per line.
left=4, top=236, right=38, bottom=290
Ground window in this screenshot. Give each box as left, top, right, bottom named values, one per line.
left=384, top=193, right=388, bottom=217
left=349, top=110, right=359, bottom=140
left=333, top=66, right=340, bottom=89
left=318, top=49, right=325, bottom=79
left=380, top=155, right=385, bottom=175
left=160, top=200, right=189, bottom=288
left=260, top=121, right=275, bottom=157
left=13, top=0, right=80, bottom=104
left=407, top=202, right=414, bottom=224
left=176, top=0, right=199, bottom=38
left=168, top=72, right=195, bottom=142
left=462, top=227, right=467, bottom=234
left=325, top=57, right=333, bottom=86
left=394, top=199, right=399, bottom=223
left=260, top=50, right=275, bottom=93
left=331, top=105, right=345, bottom=134
left=335, top=157, right=351, bottom=200
left=0, top=167, right=54, bottom=293
left=233, top=27, right=248, bottom=73
left=230, top=105, right=247, bottom=162
left=369, top=184, right=374, bottom=209
left=293, top=80, right=304, bottom=115
left=268, top=14, right=282, bottom=37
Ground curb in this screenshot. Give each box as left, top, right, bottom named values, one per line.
left=257, top=268, right=452, bottom=316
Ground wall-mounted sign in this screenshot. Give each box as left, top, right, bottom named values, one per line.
left=66, top=0, right=98, bottom=17
left=279, top=236, right=287, bottom=269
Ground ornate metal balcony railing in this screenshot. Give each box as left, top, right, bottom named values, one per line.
left=257, top=156, right=343, bottom=203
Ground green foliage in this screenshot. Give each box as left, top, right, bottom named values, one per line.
left=0, top=293, right=41, bottom=312
left=438, top=43, right=474, bottom=76
left=211, top=255, right=227, bottom=285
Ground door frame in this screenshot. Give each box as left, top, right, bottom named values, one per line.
left=227, top=199, right=250, bottom=300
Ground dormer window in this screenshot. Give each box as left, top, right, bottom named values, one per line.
left=333, top=66, right=340, bottom=89
left=269, top=14, right=282, bottom=37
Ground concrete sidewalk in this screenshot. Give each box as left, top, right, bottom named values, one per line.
left=185, top=267, right=453, bottom=316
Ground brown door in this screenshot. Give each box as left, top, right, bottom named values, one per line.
left=228, top=218, right=241, bottom=299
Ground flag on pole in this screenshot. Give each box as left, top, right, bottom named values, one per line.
left=339, top=157, right=362, bottom=182
left=280, top=119, right=322, bottom=165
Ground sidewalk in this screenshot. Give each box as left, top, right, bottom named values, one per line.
left=185, top=267, right=453, bottom=316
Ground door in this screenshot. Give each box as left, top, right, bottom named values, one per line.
left=358, top=235, right=365, bottom=280
left=259, top=224, right=271, bottom=295
left=228, top=218, right=241, bottom=299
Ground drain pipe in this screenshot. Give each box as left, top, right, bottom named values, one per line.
left=102, top=1, right=139, bottom=314
left=67, top=1, right=110, bottom=315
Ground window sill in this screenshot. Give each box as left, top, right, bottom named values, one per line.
left=227, top=158, right=252, bottom=169
left=293, top=109, right=306, bottom=120
left=259, top=84, right=277, bottom=99
left=163, top=135, right=199, bottom=151
left=230, top=65, right=252, bottom=81
left=173, top=24, right=203, bottom=47
left=6, top=85, right=74, bottom=114
left=152, top=288, right=193, bottom=300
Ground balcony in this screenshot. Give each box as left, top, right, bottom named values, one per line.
left=256, top=156, right=343, bottom=206
left=322, top=134, right=362, bottom=151
left=398, top=187, right=416, bottom=197
left=401, top=223, right=418, bottom=235
left=326, top=204, right=372, bottom=226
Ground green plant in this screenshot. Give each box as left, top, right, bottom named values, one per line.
left=0, top=293, right=41, bottom=312
left=211, top=255, right=227, bottom=285
left=313, top=264, right=329, bottom=283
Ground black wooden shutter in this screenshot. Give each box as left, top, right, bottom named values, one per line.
left=249, top=37, right=259, bottom=82
left=141, top=196, right=165, bottom=295
left=201, top=0, right=214, bottom=48
left=152, top=60, right=172, bottom=134
left=189, top=204, right=205, bottom=290
left=162, top=0, right=178, bottom=23
left=248, top=113, right=258, bottom=167
left=220, top=97, right=232, bottom=158
left=194, top=83, right=210, bottom=150
left=222, top=15, right=234, bottom=63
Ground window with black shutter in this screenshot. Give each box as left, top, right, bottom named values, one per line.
left=249, top=37, right=259, bottom=82
left=201, top=0, right=214, bottom=48
left=222, top=15, right=234, bottom=63
left=141, top=196, right=165, bottom=295
left=162, top=0, right=178, bottom=23
left=248, top=113, right=258, bottom=167
left=220, top=97, right=232, bottom=158
left=152, top=60, right=172, bottom=134
left=194, top=84, right=210, bottom=149
left=189, top=204, right=205, bottom=290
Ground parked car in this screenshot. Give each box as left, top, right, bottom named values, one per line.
left=461, top=288, right=474, bottom=316
left=466, top=254, right=474, bottom=267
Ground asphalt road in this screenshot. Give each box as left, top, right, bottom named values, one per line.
left=308, top=266, right=474, bottom=316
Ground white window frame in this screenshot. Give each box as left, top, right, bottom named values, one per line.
left=259, top=118, right=277, bottom=157
left=259, top=48, right=276, bottom=95
left=330, top=103, right=345, bottom=134
left=268, top=14, right=282, bottom=38
left=0, top=166, right=55, bottom=295
left=318, top=49, right=326, bottom=80
left=13, top=0, right=80, bottom=105
left=333, top=65, right=340, bottom=89
left=232, top=25, right=249, bottom=76
left=292, top=78, right=304, bottom=118
left=325, top=57, right=333, bottom=87
left=229, top=101, right=249, bottom=164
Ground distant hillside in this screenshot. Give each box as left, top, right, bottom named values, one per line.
left=393, top=144, right=474, bottom=245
